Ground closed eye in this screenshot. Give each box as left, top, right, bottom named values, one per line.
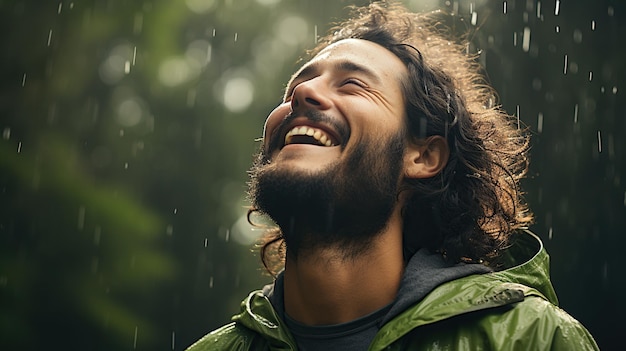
left=342, top=78, right=366, bottom=88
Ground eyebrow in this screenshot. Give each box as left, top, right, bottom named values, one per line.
left=335, top=60, right=382, bottom=84
left=286, top=59, right=382, bottom=94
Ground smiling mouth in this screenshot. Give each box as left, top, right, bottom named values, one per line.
left=284, top=125, right=338, bottom=147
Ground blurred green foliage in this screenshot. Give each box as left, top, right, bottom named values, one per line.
left=0, top=0, right=624, bottom=350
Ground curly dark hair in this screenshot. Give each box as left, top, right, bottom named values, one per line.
left=255, top=1, right=533, bottom=274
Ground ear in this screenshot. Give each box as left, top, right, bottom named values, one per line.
left=403, top=135, right=450, bottom=179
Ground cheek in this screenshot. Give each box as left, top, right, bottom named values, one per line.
left=263, top=103, right=291, bottom=149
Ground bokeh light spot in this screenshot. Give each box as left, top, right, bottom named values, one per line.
left=275, top=15, right=308, bottom=46
left=185, top=0, right=217, bottom=14
left=223, top=77, right=254, bottom=113
left=159, top=57, right=193, bottom=87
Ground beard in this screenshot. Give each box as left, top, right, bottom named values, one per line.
left=248, top=130, right=405, bottom=260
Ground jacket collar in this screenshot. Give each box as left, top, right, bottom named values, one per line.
left=232, top=290, right=297, bottom=349
left=492, top=230, right=558, bottom=304
left=232, top=230, right=554, bottom=349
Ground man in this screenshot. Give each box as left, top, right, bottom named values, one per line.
left=188, top=1, right=598, bottom=350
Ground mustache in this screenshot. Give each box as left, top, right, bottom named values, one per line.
left=266, top=109, right=350, bottom=155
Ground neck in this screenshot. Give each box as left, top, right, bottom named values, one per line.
left=282, top=207, right=405, bottom=326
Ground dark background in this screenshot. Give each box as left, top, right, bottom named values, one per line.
left=1, top=0, right=623, bottom=349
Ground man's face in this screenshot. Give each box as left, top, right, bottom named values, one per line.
left=250, top=39, right=410, bottom=257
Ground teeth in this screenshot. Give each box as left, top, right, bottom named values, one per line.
left=285, top=126, right=335, bottom=147
left=320, top=135, right=328, bottom=145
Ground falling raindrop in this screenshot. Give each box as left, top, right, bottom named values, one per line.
left=204, top=238, right=208, bottom=247
left=225, top=229, right=230, bottom=242
left=17, top=142, right=22, bottom=153
left=608, top=6, right=614, bottom=17
left=124, top=162, right=129, bottom=169
left=124, top=61, right=131, bottom=74
left=555, top=25, right=560, bottom=33
left=171, top=331, right=175, bottom=350
left=563, top=54, right=568, bottom=74
left=503, top=1, right=507, bottom=14
left=588, top=71, right=593, bottom=81
left=133, top=326, right=138, bottom=349
left=591, top=20, right=596, bottom=30
left=597, top=130, right=602, bottom=153
left=47, top=29, right=53, bottom=46
left=612, top=86, right=618, bottom=94
left=471, top=12, right=477, bottom=26
left=209, top=276, right=214, bottom=288
left=57, top=2, right=62, bottom=14
left=548, top=227, right=553, bottom=240
left=554, top=0, right=560, bottom=15
left=21, top=73, right=26, bottom=87
left=522, top=27, right=531, bottom=52
left=132, top=46, right=137, bottom=65
left=2, top=128, right=10, bottom=140
left=537, top=113, right=544, bottom=133
left=234, top=32, right=238, bottom=42
left=574, top=104, right=579, bottom=123
left=173, top=208, right=178, bottom=214
left=536, top=1, right=542, bottom=18
left=516, top=105, right=521, bottom=129
left=166, top=225, right=174, bottom=236
left=513, top=32, right=517, bottom=46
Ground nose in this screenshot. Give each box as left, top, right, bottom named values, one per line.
left=290, top=78, right=332, bottom=111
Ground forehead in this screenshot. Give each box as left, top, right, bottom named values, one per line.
left=290, top=39, right=407, bottom=87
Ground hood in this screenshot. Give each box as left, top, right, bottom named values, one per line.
left=370, top=230, right=558, bottom=349
left=380, top=246, right=492, bottom=325
left=491, top=230, right=558, bottom=304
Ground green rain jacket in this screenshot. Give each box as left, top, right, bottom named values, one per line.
left=187, top=232, right=598, bottom=350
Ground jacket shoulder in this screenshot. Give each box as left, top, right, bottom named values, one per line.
left=186, top=322, right=266, bottom=351
left=374, top=287, right=598, bottom=351
left=490, top=295, right=599, bottom=350
left=404, top=295, right=598, bottom=351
